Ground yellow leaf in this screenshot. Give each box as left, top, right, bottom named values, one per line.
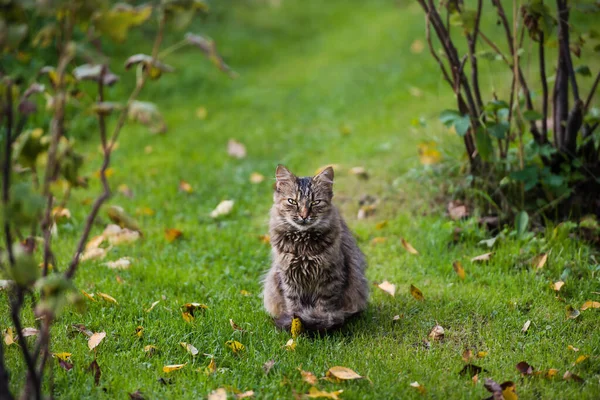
left=165, top=228, right=183, bottom=242
left=410, top=284, right=424, bottom=301
left=86, top=235, right=105, bottom=250
left=567, top=345, right=579, bottom=352
left=401, top=238, right=419, bottom=254
left=307, top=387, right=344, bottom=399
left=501, top=381, right=518, bottom=400
left=551, top=281, right=565, bottom=291
left=230, top=319, right=245, bottom=332
left=163, top=363, right=187, bottom=373
left=477, top=351, right=488, bottom=358
left=580, top=301, right=600, bottom=311
left=52, top=352, right=72, bottom=361
left=196, top=106, right=208, bottom=120
left=182, top=312, right=195, bottom=323
left=410, top=381, right=426, bottom=394
left=471, top=252, right=493, bottom=262
left=532, top=253, right=548, bottom=269
left=370, top=237, right=387, bottom=245
left=182, top=303, right=209, bottom=315
left=326, top=366, right=362, bottom=380
left=179, top=180, right=193, bottom=193
left=81, top=290, right=96, bottom=302
left=227, top=139, right=247, bottom=159
left=284, top=338, right=296, bottom=351
left=574, top=355, right=589, bottom=364
left=88, top=331, right=106, bottom=350
left=135, top=326, right=144, bottom=338
left=299, top=367, right=318, bottom=385
left=250, top=172, right=265, bottom=184
left=208, top=388, right=227, bottom=400
left=136, top=207, right=155, bottom=216
left=291, top=317, right=303, bottom=338
left=144, top=345, right=158, bottom=355
left=418, top=142, right=441, bottom=165
left=452, top=261, right=466, bottom=280
left=3, top=328, right=15, bottom=346
left=180, top=342, right=199, bottom=356
left=236, top=390, right=255, bottom=399
left=210, top=200, right=234, bottom=218
left=226, top=340, right=245, bottom=353
left=205, top=358, right=217, bottom=375
left=146, top=300, right=160, bottom=313
left=240, top=290, right=252, bottom=296
left=428, top=325, right=445, bottom=340
left=375, top=220, right=388, bottom=230
left=96, top=292, right=118, bottom=304
left=51, top=206, right=71, bottom=222
left=377, top=280, right=396, bottom=297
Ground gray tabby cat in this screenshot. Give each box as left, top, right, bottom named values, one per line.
left=262, top=165, right=369, bottom=332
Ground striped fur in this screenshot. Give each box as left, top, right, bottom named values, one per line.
left=263, top=165, right=369, bottom=332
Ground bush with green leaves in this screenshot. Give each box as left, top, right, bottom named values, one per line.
left=417, top=0, right=599, bottom=220
left=0, top=1, right=232, bottom=398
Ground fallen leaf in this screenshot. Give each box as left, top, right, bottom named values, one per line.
left=236, top=391, right=254, bottom=399
left=182, top=303, right=209, bottom=315
left=580, top=300, right=600, bottom=311
left=104, top=257, right=132, bottom=270
left=208, top=388, right=227, bottom=400
left=179, top=180, right=193, bottom=193
left=228, top=139, right=246, bottom=159
left=128, top=390, right=146, bottom=400
left=472, top=374, right=478, bottom=384
left=88, top=360, right=101, bottom=385
left=71, top=324, right=93, bottom=337
left=516, top=361, right=534, bottom=375
left=375, top=221, right=388, bottom=230
left=291, top=317, right=302, bottom=338
left=477, top=351, right=488, bottom=358
left=532, top=253, right=548, bottom=269
left=146, top=300, right=160, bottom=312
left=250, top=172, right=264, bottom=184
left=86, top=235, right=106, bottom=250
left=81, top=247, right=108, bottom=261
left=107, top=205, right=140, bottom=231
left=566, top=305, right=580, bottom=319
left=307, top=387, right=343, bottom=399
left=196, top=106, right=207, bottom=120
left=459, top=364, right=484, bottom=377
left=462, top=349, right=472, bottom=362
left=180, top=342, right=199, bottom=356
left=21, top=327, right=39, bottom=337
left=135, top=326, right=144, bottom=338
left=88, top=332, right=106, bottom=350
left=370, top=237, right=387, bottom=245
left=410, top=284, right=424, bottom=301
left=349, top=166, right=369, bottom=180
left=108, top=229, right=140, bottom=245
left=358, top=204, right=377, bottom=220
left=4, top=328, right=15, bottom=346
left=545, top=369, right=559, bottom=378
left=377, top=280, right=396, bottom=297
left=230, top=319, right=246, bottom=332
left=409, top=381, right=426, bottom=394
left=447, top=201, right=469, bottom=220
left=204, top=358, right=217, bottom=375
left=393, top=315, right=401, bottom=321
left=299, top=368, right=318, bottom=385
left=118, top=184, right=134, bottom=198
left=567, top=345, right=579, bottom=352
left=240, top=290, right=252, bottom=296
left=97, top=292, right=118, bottom=304
left=144, top=345, right=158, bottom=356
left=501, top=381, right=518, bottom=400
left=418, top=142, right=441, bottom=165
left=522, top=320, right=531, bottom=333
left=563, top=370, right=584, bottom=383
left=226, top=340, right=245, bottom=353
left=428, top=325, right=444, bottom=340
left=401, top=238, right=419, bottom=254
left=165, top=228, right=183, bottom=242
left=210, top=200, right=234, bottom=218
left=471, top=252, right=493, bottom=262
left=574, top=355, right=589, bottom=365
left=326, top=366, right=362, bottom=381
left=263, top=359, right=275, bottom=375
left=163, top=363, right=187, bottom=373
left=452, top=261, right=466, bottom=280
left=53, top=352, right=72, bottom=361
left=59, top=359, right=74, bottom=371
left=551, top=281, right=565, bottom=291
left=182, top=312, right=194, bottom=323
left=81, top=290, right=96, bottom=302
left=284, top=338, right=296, bottom=350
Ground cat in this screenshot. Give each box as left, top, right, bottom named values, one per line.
left=262, top=165, right=369, bottom=332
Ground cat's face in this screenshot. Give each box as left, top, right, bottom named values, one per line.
left=273, top=165, right=334, bottom=229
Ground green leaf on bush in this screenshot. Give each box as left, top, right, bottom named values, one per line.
left=93, top=4, right=153, bottom=42
left=486, top=122, right=509, bottom=139
left=485, top=100, right=509, bottom=112
left=510, top=166, right=538, bottom=191
left=574, top=65, right=591, bottom=77
left=439, top=110, right=470, bottom=136
left=440, top=110, right=461, bottom=126
left=475, top=127, right=493, bottom=160
left=544, top=174, right=564, bottom=187
left=523, top=110, right=543, bottom=121
left=515, top=211, right=529, bottom=237
left=454, top=116, right=471, bottom=136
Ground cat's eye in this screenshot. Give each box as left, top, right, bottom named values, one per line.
left=287, top=198, right=297, bottom=205
left=311, top=200, right=321, bottom=206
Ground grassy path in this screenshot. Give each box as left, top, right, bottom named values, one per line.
left=3, top=1, right=599, bottom=398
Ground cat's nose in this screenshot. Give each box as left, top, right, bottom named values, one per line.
left=299, top=207, right=309, bottom=220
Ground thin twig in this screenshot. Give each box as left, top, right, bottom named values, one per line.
left=539, top=32, right=548, bottom=140
left=425, top=14, right=453, bottom=86
left=467, top=0, right=484, bottom=114
left=584, top=70, right=600, bottom=112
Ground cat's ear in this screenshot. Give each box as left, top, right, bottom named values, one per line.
left=313, top=166, right=334, bottom=186
left=275, top=164, right=295, bottom=191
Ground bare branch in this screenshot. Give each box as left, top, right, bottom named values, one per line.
left=425, top=14, right=453, bottom=86
left=3, top=83, right=15, bottom=266
left=584, top=70, right=600, bottom=113
left=466, top=0, right=484, bottom=114
left=539, top=33, right=548, bottom=140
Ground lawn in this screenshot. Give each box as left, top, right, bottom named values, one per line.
left=2, top=0, right=599, bottom=398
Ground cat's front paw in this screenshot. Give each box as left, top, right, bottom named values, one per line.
left=273, top=314, right=292, bottom=331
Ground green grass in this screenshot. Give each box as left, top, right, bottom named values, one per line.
left=3, top=0, right=600, bottom=398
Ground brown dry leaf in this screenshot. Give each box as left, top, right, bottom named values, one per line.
left=163, top=363, right=187, bottom=373
left=349, top=166, right=369, bottom=180
left=472, top=374, right=478, bottom=384
left=418, top=142, right=441, bottom=165
left=228, top=139, right=246, bottom=159
left=263, top=359, right=275, bottom=375
left=532, top=253, right=548, bottom=269
left=447, top=201, right=469, bottom=220
left=326, top=366, right=362, bottom=381
left=118, top=184, right=134, bottom=198
left=410, top=284, right=424, bottom=301
left=477, top=351, right=488, bottom=358
left=307, top=387, right=344, bottom=399
left=180, top=342, right=199, bottom=356
left=230, top=319, right=246, bottom=332
left=135, top=326, right=144, bottom=338
left=144, top=345, right=158, bottom=356
left=210, top=200, right=234, bottom=218
left=53, top=352, right=72, bottom=361
left=86, top=235, right=105, bottom=250
left=563, top=371, right=585, bottom=383
left=299, top=368, right=318, bottom=385
left=196, top=106, right=208, bottom=120
left=250, top=172, right=265, bottom=184
left=284, top=338, right=296, bottom=351
left=97, top=292, right=118, bottom=305
left=146, top=300, right=160, bottom=313
left=182, top=303, right=209, bottom=315
left=258, top=234, right=270, bottom=244
left=471, top=252, right=493, bottom=262
left=375, top=221, right=388, bottom=230
left=462, top=349, right=472, bottom=362
left=179, top=180, right=193, bottom=193
left=104, top=257, right=132, bottom=270
left=165, top=228, right=183, bottom=243
left=568, top=345, right=579, bottom=352
left=516, top=361, right=534, bottom=375
left=459, top=364, right=484, bottom=377
left=566, top=305, right=580, bottom=319
left=370, top=237, right=387, bottom=245
left=226, top=340, right=245, bottom=353
left=205, top=358, right=217, bottom=375
left=452, top=261, right=466, bottom=280
left=291, top=317, right=303, bottom=338
left=551, top=281, right=565, bottom=291
left=3, top=328, right=15, bottom=346
left=71, top=324, right=93, bottom=337
left=108, top=229, right=140, bottom=245
left=21, top=327, right=39, bottom=337
left=81, top=290, right=96, bottom=302
left=236, top=391, right=254, bottom=399
left=88, top=331, right=106, bottom=351
left=580, top=300, right=600, bottom=311
left=377, top=280, right=396, bottom=297
left=81, top=247, right=108, bottom=262
left=129, top=390, right=146, bottom=400
left=574, top=355, right=589, bottom=365
left=522, top=320, right=531, bottom=333
left=182, top=312, right=194, bottom=323
left=410, top=39, right=424, bottom=53
left=401, top=238, right=419, bottom=254
left=52, top=206, right=71, bottom=222
left=409, top=381, right=426, bottom=394
left=428, top=325, right=445, bottom=340
left=88, top=360, right=101, bottom=386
